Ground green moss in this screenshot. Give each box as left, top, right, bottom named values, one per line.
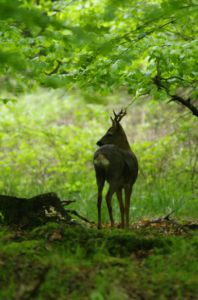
left=0, top=224, right=198, bottom=300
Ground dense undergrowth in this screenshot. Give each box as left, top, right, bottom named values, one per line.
left=0, top=89, right=197, bottom=223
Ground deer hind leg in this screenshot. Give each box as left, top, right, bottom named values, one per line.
left=105, top=184, right=117, bottom=228
left=116, top=188, right=125, bottom=229
left=125, top=185, right=133, bottom=229
left=96, top=176, right=105, bottom=229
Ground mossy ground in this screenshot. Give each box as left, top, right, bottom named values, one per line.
left=1, top=222, right=198, bottom=300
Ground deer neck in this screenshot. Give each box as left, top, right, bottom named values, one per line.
left=116, top=127, right=132, bottom=152
left=118, top=139, right=132, bottom=152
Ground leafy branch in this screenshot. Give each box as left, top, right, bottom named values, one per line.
left=152, top=59, right=198, bottom=117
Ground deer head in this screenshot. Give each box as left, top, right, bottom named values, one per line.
left=97, top=109, right=131, bottom=151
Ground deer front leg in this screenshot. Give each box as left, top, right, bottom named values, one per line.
left=116, top=188, right=125, bottom=229
left=125, top=185, right=133, bottom=229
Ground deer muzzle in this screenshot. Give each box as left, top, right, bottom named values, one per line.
left=97, top=140, right=103, bottom=147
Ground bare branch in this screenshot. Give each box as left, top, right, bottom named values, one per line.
left=163, top=76, right=186, bottom=82
left=65, top=209, right=95, bottom=224
left=171, top=94, right=198, bottom=117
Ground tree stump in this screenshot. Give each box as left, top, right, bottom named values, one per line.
left=0, top=192, right=72, bottom=227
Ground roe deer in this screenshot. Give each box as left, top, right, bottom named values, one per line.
left=93, top=109, right=138, bottom=229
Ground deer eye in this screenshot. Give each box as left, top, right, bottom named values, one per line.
left=106, top=133, right=112, bottom=137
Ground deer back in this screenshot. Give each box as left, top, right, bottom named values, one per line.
left=119, top=148, right=138, bottom=185
left=94, top=144, right=138, bottom=187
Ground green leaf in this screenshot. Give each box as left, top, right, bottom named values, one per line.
left=110, top=62, right=119, bottom=73
left=153, top=91, right=162, bottom=101
left=127, top=88, right=133, bottom=95
left=20, top=38, right=27, bottom=46
left=0, top=98, right=17, bottom=104
left=159, top=91, right=168, bottom=101
left=27, top=38, right=35, bottom=44
left=150, top=86, right=158, bottom=95
left=101, top=89, right=109, bottom=97
left=138, top=32, right=146, bottom=39
left=99, top=42, right=114, bottom=56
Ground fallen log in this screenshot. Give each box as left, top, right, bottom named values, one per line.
left=0, top=192, right=72, bottom=227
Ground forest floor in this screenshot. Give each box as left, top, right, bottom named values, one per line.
left=1, top=218, right=198, bottom=300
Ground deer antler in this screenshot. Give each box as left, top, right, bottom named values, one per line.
left=111, top=109, right=127, bottom=125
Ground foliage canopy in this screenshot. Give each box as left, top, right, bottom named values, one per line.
left=1, top=0, right=198, bottom=115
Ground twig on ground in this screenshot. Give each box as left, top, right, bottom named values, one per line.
left=32, top=233, right=53, bottom=250
left=65, top=209, right=95, bottom=224
left=32, top=221, right=65, bottom=250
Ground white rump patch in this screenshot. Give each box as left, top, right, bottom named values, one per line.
left=94, top=154, right=109, bottom=166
